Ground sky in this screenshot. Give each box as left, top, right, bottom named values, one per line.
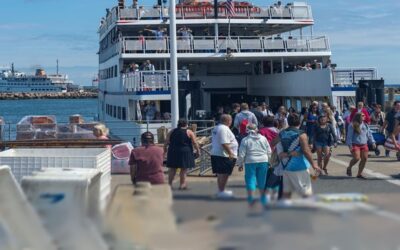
left=0, top=0, right=399, bottom=85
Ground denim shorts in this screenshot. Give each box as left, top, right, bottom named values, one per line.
left=315, top=141, right=329, bottom=149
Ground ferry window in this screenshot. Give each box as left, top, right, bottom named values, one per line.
left=113, top=106, right=117, bottom=118
left=114, top=65, right=118, bottom=77
left=286, top=99, right=291, bottom=109
left=122, top=107, right=126, bottom=120
left=117, top=106, right=122, bottom=119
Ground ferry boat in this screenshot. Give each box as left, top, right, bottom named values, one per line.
left=0, top=64, right=72, bottom=93
left=97, top=0, right=378, bottom=142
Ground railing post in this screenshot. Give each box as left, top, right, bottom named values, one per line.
left=8, top=123, right=11, bottom=141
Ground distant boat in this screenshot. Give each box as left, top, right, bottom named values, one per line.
left=0, top=64, right=73, bottom=93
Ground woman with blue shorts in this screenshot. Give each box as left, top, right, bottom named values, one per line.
left=313, top=115, right=337, bottom=175
left=237, top=124, right=272, bottom=208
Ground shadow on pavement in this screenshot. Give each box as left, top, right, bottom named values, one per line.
left=173, top=194, right=246, bottom=202
left=226, top=184, right=246, bottom=188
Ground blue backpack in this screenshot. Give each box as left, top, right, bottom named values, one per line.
left=279, top=128, right=302, bottom=153
left=279, top=128, right=303, bottom=169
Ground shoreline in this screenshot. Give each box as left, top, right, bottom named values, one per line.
left=0, top=91, right=98, bottom=100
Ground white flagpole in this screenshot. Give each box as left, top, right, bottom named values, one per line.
left=169, top=0, right=179, bottom=128
left=228, top=16, right=231, bottom=39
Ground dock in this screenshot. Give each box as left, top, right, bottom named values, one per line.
left=104, top=145, right=400, bottom=249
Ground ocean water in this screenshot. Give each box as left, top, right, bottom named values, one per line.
left=0, top=99, right=97, bottom=140
left=0, top=99, right=97, bottom=124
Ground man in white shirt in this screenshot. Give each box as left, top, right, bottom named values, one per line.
left=211, top=114, right=238, bottom=198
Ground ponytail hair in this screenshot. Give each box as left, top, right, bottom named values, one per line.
left=352, top=113, right=363, bottom=134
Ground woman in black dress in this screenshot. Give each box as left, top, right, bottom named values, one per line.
left=164, top=119, right=201, bottom=189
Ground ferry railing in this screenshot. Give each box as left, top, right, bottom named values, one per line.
left=332, top=68, right=377, bottom=87
left=111, top=4, right=312, bottom=22
left=99, top=7, right=119, bottom=35
left=122, top=35, right=330, bottom=54
left=122, top=70, right=190, bottom=92
left=102, top=119, right=215, bottom=145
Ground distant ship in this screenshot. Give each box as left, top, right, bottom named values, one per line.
left=0, top=63, right=74, bottom=93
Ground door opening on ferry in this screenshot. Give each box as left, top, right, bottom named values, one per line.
left=210, top=94, right=266, bottom=112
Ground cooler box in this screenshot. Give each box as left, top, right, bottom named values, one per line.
left=111, top=142, right=133, bottom=174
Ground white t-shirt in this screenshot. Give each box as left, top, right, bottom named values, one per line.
left=211, top=124, right=238, bottom=158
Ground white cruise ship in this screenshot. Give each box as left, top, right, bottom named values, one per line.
left=0, top=65, right=72, bottom=93
left=97, top=0, right=378, bottom=142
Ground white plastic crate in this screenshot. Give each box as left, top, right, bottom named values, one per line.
left=0, top=148, right=111, bottom=182
left=33, top=168, right=111, bottom=213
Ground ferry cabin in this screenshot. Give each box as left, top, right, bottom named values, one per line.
left=97, top=1, right=371, bottom=141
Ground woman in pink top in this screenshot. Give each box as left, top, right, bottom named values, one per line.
left=350, top=102, right=371, bottom=124
left=259, top=116, right=279, bottom=150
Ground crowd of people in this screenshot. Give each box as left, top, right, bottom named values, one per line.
left=123, top=60, right=156, bottom=73
left=127, top=99, right=400, bottom=209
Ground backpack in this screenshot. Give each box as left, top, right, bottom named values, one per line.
left=278, top=128, right=302, bottom=169
left=279, top=128, right=301, bottom=153
left=239, top=118, right=249, bottom=135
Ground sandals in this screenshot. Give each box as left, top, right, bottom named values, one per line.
left=346, top=167, right=352, bottom=177
left=178, top=185, right=189, bottom=190
left=322, top=168, right=328, bottom=175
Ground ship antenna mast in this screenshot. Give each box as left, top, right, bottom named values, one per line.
left=56, top=59, right=59, bottom=75
left=11, top=63, right=14, bottom=76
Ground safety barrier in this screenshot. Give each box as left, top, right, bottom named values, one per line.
left=0, top=166, right=57, bottom=250
left=122, top=70, right=189, bottom=92
left=332, top=68, right=377, bottom=86
left=21, top=169, right=109, bottom=250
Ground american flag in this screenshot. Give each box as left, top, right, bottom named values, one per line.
left=226, top=0, right=235, bottom=17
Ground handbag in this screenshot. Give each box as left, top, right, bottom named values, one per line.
left=269, top=149, right=280, bottom=167
left=384, top=137, right=400, bottom=151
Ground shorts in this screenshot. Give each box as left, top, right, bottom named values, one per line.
left=211, top=155, right=236, bottom=175
left=283, top=169, right=312, bottom=197
left=265, top=168, right=281, bottom=191
left=314, top=141, right=329, bottom=149
left=351, top=144, right=369, bottom=152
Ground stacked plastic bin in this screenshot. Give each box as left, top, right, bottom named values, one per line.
left=0, top=148, right=111, bottom=211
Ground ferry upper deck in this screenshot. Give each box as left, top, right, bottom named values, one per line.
left=99, top=1, right=314, bottom=40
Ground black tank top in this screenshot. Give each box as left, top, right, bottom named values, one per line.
left=169, top=128, right=193, bottom=150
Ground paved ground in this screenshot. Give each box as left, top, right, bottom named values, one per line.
left=170, top=145, right=400, bottom=250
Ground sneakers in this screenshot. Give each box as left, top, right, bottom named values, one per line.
left=276, top=199, right=293, bottom=208
left=216, top=190, right=234, bottom=199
